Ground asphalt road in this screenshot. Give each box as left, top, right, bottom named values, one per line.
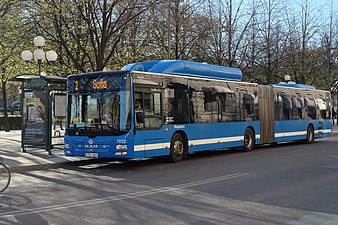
left=1, top=135, right=338, bottom=225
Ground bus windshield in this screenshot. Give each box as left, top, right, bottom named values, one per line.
left=66, top=73, right=131, bottom=136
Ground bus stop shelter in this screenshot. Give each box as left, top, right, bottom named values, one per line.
left=9, top=74, right=67, bottom=154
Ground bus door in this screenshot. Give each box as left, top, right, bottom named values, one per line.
left=259, top=86, right=275, bottom=144
left=134, top=84, right=164, bottom=157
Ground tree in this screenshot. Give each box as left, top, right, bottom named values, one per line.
left=138, top=0, right=205, bottom=62
left=25, top=0, right=157, bottom=73
left=254, top=0, right=286, bottom=84
left=283, top=0, right=324, bottom=85
left=319, top=0, right=338, bottom=93
left=0, top=0, right=28, bottom=131
left=18, top=0, right=338, bottom=93
left=201, top=0, right=255, bottom=67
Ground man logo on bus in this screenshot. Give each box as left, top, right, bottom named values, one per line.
left=84, top=139, right=98, bottom=148
left=93, top=79, right=107, bottom=89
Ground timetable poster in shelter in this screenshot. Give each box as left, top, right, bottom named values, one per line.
left=23, top=91, right=47, bottom=143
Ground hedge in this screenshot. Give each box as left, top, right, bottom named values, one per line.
left=0, top=115, right=21, bottom=130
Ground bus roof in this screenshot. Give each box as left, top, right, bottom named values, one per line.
left=122, top=60, right=243, bottom=81
left=271, top=83, right=316, bottom=90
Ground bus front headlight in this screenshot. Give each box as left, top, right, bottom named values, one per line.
left=116, top=144, right=128, bottom=150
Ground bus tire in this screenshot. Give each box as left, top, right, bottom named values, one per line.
left=167, top=133, right=185, bottom=163
left=305, top=125, right=314, bottom=144
left=243, top=128, right=255, bottom=152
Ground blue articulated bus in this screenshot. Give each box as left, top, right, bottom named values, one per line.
left=64, top=60, right=332, bottom=162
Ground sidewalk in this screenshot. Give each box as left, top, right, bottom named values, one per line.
left=1, top=126, right=338, bottom=173
left=0, top=130, right=93, bottom=173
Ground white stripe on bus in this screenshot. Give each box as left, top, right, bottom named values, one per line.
left=315, top=129, right=332, bottom=134
left=133, top=129, right=331, bottom=151
left=275, top=131, right=307, bottom=138
left=188, top=136, right=243, bottom=146
left=134, top=142, right=170, bottom=151
left=274, top=129, right=331, bottom=138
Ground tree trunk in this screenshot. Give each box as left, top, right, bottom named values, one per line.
left=2, top=80, right=9, bottom=132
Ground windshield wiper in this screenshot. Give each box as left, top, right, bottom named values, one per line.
left=65, top=126, right=88, bottom=133
left=91, top=124, right=119, bottom=132
left=66, top=124, right=125, bottom=136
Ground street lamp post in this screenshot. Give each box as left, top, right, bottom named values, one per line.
left=19, top=36, right=58, bottom=154
left=284, top=75, right=291, bottom=83
left=21, top=36, right=57, bottom=76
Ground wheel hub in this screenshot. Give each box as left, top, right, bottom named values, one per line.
left=245, top=134, right=252, bottom=146
left=173, top=140, right=184, bottom=155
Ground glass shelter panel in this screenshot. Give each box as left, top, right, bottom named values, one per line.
left=23, top=90, right=47, bottom=142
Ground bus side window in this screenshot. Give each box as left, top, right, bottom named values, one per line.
left=135, top=102, right=144, bottom=124
left=223, top=93, right=239, bottom=122
left=281, top=95, right=292, bottom=120
left=167, top=83, right=189, bottom=124
left=274, top=94, right=283, bottom=120
left=291, top=97, right=302, bottom=120
left=316, top=98, right=329, bottom=119
left=203, top=88, right=217, bottom=123
left=305, top=98, right=316, bottom=119
left=144, top=92, right=162, bottom=128
left=135, top=90, right=162, bottom=129
left=243, top=93, right=256, bottom=121
left=135, top=92, right=144, bottom=127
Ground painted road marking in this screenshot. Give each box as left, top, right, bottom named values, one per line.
left=1, top=171, right=338, bottom=225
left=0, top=173, right=248, bottom=218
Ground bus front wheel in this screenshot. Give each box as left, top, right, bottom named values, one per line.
left=167, top=133, right=185, bottom=163
left=243, top=128, right=255, bottom=152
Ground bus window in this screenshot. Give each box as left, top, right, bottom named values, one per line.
left=243, top=93, right=256, bottom=121
left=189, top=81, right=208, bottom=123
left=221, top=93, right=239, bottom=122
left=291, top=97, right=302, bottom=120
left=144, top=92, right=162, bottom=128
left=275, top=94, right=283, bottom=120
left=135, top=91, right=162, bottom=129
left=166, top=83, right=189, bottom=124
left=305, top=98, right=316, bottom=119
left=188, top=87, right=196, bottom=123
left=326, top=98, right=332, bottom=119
left=135, top=92, right=144, bottom=127
left=190, top=89, right=204, bottom=123
left=281, top=95, right=292, bottom=120
left=316, top=98, right=329, bottom=119
left=203, top=88, right=217, bottom=123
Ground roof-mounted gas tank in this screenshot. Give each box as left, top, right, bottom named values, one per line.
left=122, top=60, right=242, bottom=81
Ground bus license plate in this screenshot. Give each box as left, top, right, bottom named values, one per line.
left=85, top=153, right=98, bottom=158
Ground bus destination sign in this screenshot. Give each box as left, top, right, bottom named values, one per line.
left=68, top=73, right=128, bottom=93
left=73, top=78, right=108, bottom=91
left=92, top=79, right=107, bottom=89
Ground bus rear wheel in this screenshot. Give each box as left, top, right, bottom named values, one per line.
left=167, top=133, right=185, bottom=163
left=243, top=128, right=255, bottom=152
left=305, top=125, right=314, bottom=144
